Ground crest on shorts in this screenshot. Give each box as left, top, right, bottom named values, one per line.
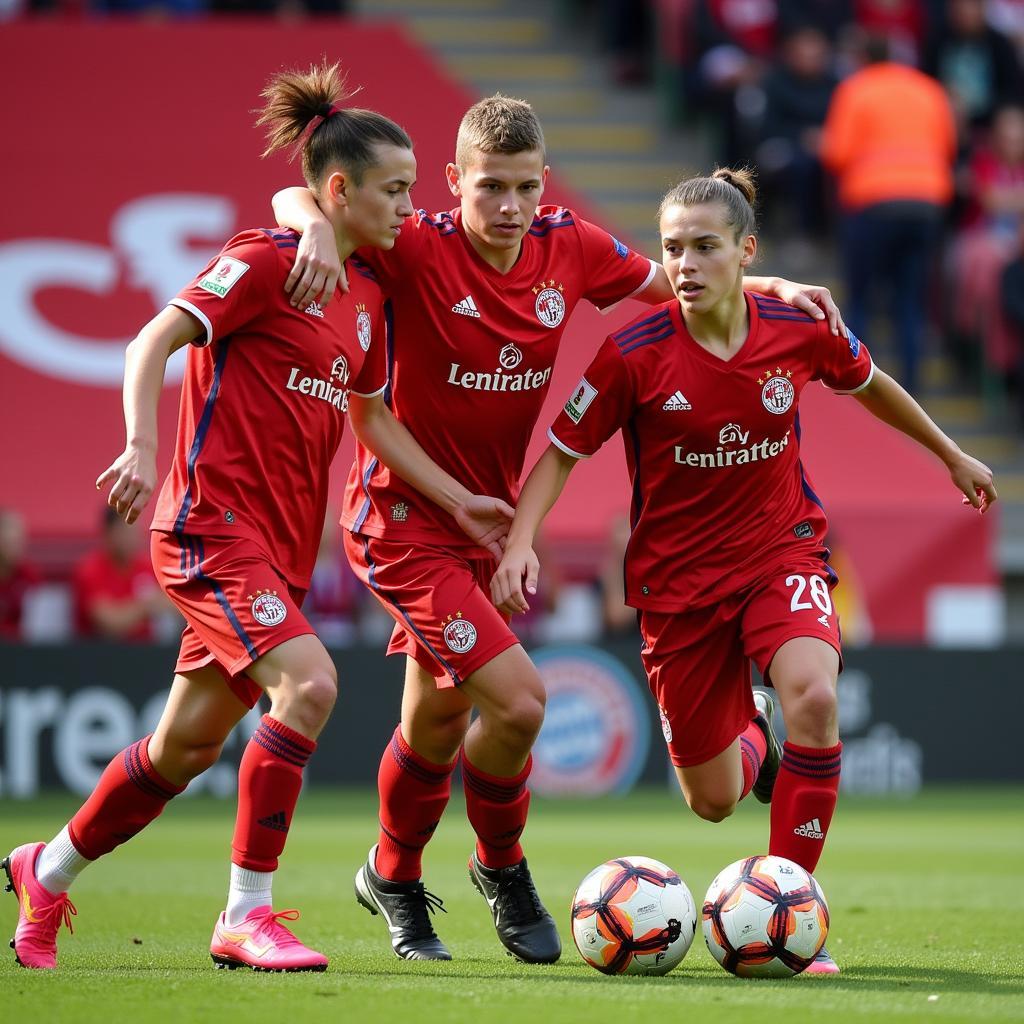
left=249, top=589, right=287, bottom=627
left=442, top=612, right=477, bottom=654
left=757, top=367, right=794, bottom=415
left=659, top=705, right=673, bottom=743
left=533, top=280, right=565, bottom=328
left=356, top=303, right=372, bottom=352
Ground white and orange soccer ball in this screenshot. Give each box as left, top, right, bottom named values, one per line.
left=570, top=856, right=697, bottom=976
left=702, top=855, right=829, bottom=978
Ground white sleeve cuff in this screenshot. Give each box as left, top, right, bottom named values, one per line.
left=548, top=427, right=591, bottom=459
left=351, top=382, right=388, bottom=399
left=599, top=258, right=659, bottom=315
left=168, top=298, right=213, bottom=347
left=832, top=359, right=875, bottom=395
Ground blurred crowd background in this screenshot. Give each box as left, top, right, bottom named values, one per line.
left=1, top=0, right=1022, bottom=648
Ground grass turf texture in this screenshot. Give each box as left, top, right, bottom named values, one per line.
left=1, top=787, right=1021, bottom=1024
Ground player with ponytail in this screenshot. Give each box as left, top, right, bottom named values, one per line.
left=4, top=61, right=512, bottom=974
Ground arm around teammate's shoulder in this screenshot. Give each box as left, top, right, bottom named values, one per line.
left=272, top=185, right=347, bottom=308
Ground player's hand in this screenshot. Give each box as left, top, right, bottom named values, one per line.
left=490, top=543, right=540, bottom=616
left=453, top=495, right=515, bottom=561
left=949, top=450, right=997, bottom=514
left=287, top=221, right=347, bottom=309
left=96, top=443, right=158, bottom=524
left=771, top=278, right=848, bottom=337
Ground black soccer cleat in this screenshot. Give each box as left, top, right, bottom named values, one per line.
left=468, top=852, right=561, bottom=964
left=751, top=690, right=783, bottom=804
left=354, top=846, right=451, bottom=961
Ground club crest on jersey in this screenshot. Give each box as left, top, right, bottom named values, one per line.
left=757, top=367, right=794, bottom=415
left=198, top=256, right=249, bottom=297
left=355, top=303, right=372, bottom=351
left=533, top=280, right=565, bottom=328
left=442, top=612, right=477, bottom=654
left=565, top=376, right=598, bottom=423
left=499, top=343, right=523, bottom=370
left=249, top=589, right=287, bottom=627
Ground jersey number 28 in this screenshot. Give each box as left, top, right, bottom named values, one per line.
left=785, top=574, right=833, bottom=616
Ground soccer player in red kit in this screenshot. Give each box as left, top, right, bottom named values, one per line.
left=273, top=101, right=848, bottom=964
left=3, top=64, right=512, bottom=974
left=491, top=168, right=998, bottom=974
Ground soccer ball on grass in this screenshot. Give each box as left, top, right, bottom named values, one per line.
left=570, top=856, right=697, bottom=975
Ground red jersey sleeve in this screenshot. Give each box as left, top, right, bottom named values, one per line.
left=169, top=230, right=281, bottom=347
left=548, top=336, right=634, bottom=458
left=350, top=298, right=388, bottom=397
left=575, top=217, right=657, bottom=310
left=813, top=324, right=875, bottom=395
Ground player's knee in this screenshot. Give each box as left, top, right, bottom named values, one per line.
left=789, top=677, right=837, bottom=737
left=290, top=670, right=338, bottom=727
left=686, top=794, right=737, bottom=823
left=492, top=693, right=545, bottom=751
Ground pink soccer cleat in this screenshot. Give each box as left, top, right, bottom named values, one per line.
left=3, top=842, right=77, bottom=969
left=804, top=945, right=841, bottom=975
left=210, top=906, right=327, bottom=972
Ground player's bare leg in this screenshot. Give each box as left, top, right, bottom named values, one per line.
left=209, top=633, right=336, bottom=972
left=459, top=645, right=560, bottom=964
left=355, top=658, right=466, bottom=960
left=5, top=666, right=244, bottom=969
left=768, top=636, right=842, bottom=974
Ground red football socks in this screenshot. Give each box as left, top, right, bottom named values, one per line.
left=768, top=741, right=842, bottom=873
left=68, top=735, right=186, bottom=861
left=462, top=753, right=532, bottom=870
left=738, top=718, right=768, bottom=801
left=375, top=726, right=457, bottom=882
left=232, top=714, right=316, bottom=872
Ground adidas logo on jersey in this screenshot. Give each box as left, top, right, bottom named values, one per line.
left=452, top=294, right=481, bottom=318
left=662, top=390, right=691, bottom=411
left=793, top=817, right=824, bottom=839
left=304, top=301, right=325, bottom=318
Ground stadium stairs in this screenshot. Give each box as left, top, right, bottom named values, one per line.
left=354, top=0, right=1024, bottom=639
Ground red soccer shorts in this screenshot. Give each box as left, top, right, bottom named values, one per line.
left=639, top=558, right=842, bottom=768
left=151, top=531, right=315, bottom=708
left=343, top=531, right=518, bottom=687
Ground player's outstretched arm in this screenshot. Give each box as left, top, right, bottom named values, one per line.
left=853, top=367, right=998, bottom=513
left=96, top=306, right=199, bottom=524
left=271, top=186, right=347, bottom=308
left=348, top=393, right=514, bottom=558
left=491, top=445, right=579, bottom=616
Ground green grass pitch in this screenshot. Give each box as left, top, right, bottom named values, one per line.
left=2, top=787, right=1022, bottom=1024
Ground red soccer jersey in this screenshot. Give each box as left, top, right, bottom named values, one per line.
left=151, top=229, right=387, bottom=589
left=73, top=548, right=158, bottom=641
left=340, top=205, right=656, bottom=547
left=549, top=293, right=874, bottom=611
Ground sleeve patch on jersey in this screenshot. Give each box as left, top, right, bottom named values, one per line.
left=848, top=331, right=861, bottom=358
left=612, top=236, right=628, bottom=259
left=198, top=256, right=250, bottom=298
left=564, top=377, right=598, bottom=423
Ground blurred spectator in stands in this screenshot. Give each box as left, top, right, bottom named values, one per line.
left=949, top=103, right=1024, bottom=378
left=0, top=509, right=42, bottom=640
left=588, top=0, right=655, bottom=84
left=692, top=0, right=781, bottom=164
left=820, top=33, right=957, bottom=391
left=997, top=218, right=1024, bottom=422
left=304, top=514, right=363, bottom=647
left=73, top=506, right=167, bottom=641
left=597, top=514, right=636, bottom=639
left=987, top=0, right=1024, bottom=56
left=924, top=0, right=1023, bottom=132
left=208, top=0, right=348, bottom=13
left=854, top=0, right=930, bottom=64
left=755, top=26, right=838, bottom=243
left=778, top=0, right=854, bottom=42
